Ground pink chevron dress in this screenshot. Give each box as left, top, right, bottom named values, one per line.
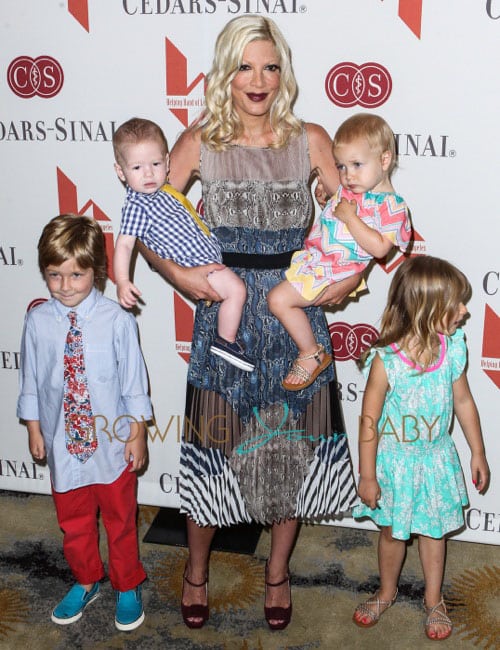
left=285, top=185, right=412, bottom=300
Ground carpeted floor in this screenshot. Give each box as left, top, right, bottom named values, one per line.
left=0, top=490, right=498, bottom=649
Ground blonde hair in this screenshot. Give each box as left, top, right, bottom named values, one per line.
left=113, top=117, right=168, bottom=165
left=333, top=113, right=398, bottom=177
left=365, top=256, right=471, bottom=370
left=200, top=15, right=302, bottom=151
left=38, top=214, right=107, bottom=291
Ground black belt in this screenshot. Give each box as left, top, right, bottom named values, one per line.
left=222, top=251, right=297, bottom=269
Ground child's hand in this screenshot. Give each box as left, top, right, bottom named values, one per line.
left=357, top=477, right=381, bottom=509
left=333, top=197, right=357, bottom=224
left=124, top=423, right=148, bottom=473
left=471, top=453, right=490, bottom=494
left=117, top=280, right=142, bottom=309
left=28, top=426, right=46, bottom=461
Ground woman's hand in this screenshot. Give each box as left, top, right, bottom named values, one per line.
left=170, top=264, right=225, bottom=302
left=313, top=272, right=363, bottom=307
left=136, top=240, right=223, bottom=302
left=314, top=179, right=330, bottom=209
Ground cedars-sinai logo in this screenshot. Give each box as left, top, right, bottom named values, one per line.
left=325, top=62, right=392, bottom=109
left=7, top=56, right=64, bottom=99
left=328, top=322, right=379, bottom=362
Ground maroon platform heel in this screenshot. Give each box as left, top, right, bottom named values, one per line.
left=264, top=561, right=292, bottom=630
left=181, top=566, right=209, bottom=629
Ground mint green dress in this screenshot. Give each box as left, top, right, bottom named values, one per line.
left=352, top=329, right=469, bottom=540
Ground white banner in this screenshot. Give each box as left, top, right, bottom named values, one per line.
left=1, top=1, right=498, bottom=544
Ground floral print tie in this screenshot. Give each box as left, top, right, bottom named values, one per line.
left=63, top=310, right=97, bottom=462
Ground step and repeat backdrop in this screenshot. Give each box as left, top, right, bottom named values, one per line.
left=1, top=1, right=499, bottom=544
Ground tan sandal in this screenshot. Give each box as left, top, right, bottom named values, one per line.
left=282, top=344, right=332, bottom=391
left=352, top=589, right=398, bottom=628
left=424, top=597, right=452, bottom=641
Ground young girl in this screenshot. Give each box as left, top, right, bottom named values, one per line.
left=352, top=255, right=490, bottom=641
left=268, top=113, right=412, bottom=391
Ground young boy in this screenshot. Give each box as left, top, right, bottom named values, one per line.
left=17, top=214, right=152, bottom=631
left=112, top=117, right=254, bottom=371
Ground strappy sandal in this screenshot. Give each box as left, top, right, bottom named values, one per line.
left=352, top=588, right=398, bottom=628
left=181, top=565, right=209, bottom=629
left=264, top=561, right=292, bottom=631
left=423, top=597, right=452, bottom=641
left=282, top=343, right=332, bottom=391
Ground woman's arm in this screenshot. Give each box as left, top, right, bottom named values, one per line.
left=305, top=122, right=340, bottom=199
left=136, top=242, right=224, bottom=302
left=168, top=127, right=202, bottom=192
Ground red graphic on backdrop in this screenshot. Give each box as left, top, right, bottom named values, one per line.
left=378, top=229, right=427, bottom=274
left=68, top=0, right=89, bottom=31
left=398, top=0, right=423, bottom=38
left=57, top=168, right=115, bottom=283
left=381, top=0, right=423, bottom=38
left=325, top=62, right=392, bottom=108
left=481, top=304, right=500, bottom=389
left=7, top=56, right=64, bottom=98
left=165, top=39, right=205, bottom=127
left=174, top=292, right=194, bottom=363
left=329, top=322, right=379, bottom=362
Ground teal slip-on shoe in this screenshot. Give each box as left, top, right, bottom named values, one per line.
left=115, top=585, right=145, bottom=631
left=51, top=582, right=100, bottom=625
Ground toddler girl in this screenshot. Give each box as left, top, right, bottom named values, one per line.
left=352, top=255, right=490, bottom=641
left=268, top=113, right=412, bottom=390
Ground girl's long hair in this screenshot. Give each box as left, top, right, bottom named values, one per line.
left=199, top=15, right=302, bottom=151
left=362, top=256, right=471, bottom=370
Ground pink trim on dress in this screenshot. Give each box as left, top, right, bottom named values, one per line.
left=390, top=333, right=446, bottom=373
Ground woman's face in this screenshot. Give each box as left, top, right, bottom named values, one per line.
left=230, top=39, right=281, bottom=121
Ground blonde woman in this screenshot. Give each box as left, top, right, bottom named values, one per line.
left=139, top=15, right=360, bottom=630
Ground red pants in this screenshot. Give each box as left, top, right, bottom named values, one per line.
left=52, top=465, right=146, bottom=592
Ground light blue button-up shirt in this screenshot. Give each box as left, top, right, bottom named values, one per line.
left=17, top=288, right=152, bottom=492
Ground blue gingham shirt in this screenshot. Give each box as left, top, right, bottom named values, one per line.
left=17, top=288, right=152, bottom=493
left=120, top=186, right=222, bottom=266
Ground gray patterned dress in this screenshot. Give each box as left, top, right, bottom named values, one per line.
left=180, top=129, right=357, bottom=526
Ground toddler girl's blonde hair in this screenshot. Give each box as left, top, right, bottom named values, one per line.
left=333, top=113, right=398, bottom=177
